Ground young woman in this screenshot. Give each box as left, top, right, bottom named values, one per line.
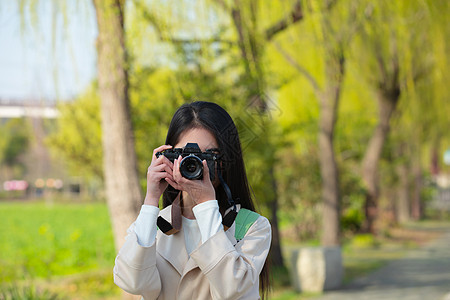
left=114, top=101, right=271, bottom=299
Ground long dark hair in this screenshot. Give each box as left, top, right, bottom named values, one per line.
left=162, top=101, right=270, bottom=298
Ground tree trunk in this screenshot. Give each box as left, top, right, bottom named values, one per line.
left=430, top=143, right=440, bottom=176
left=411, top=151, right=423, bottom=220
left=396, top=160, right=410, bottom=223
left=318, top=54, right=344, bottom=246
left=319, top=106, right=340, bottom=246
left=361, top=92, right=399, bottom=233
left=93, top=0, right=142, bottom=252
left=269, top=168, right=284, bottom=266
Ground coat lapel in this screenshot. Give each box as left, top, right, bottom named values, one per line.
left=156, top=204, right=239, bottom=276
left=156, top=206, right=189, bottom=275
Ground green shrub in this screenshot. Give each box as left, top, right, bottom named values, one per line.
left=350, top=234, right=379, bottom=248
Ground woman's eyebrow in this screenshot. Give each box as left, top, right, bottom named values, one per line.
left=206, top=148, right=220, bottom=152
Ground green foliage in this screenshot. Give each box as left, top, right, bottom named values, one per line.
left=46, top=85, right=103, bottom=180
left=0, top=118, right=31, bottom=176
left=276, top=142, right=322, bottom=241
left=339, top=161, right=367, bottom=233
left=350, top=234, right=379, bottom=249
left=341, top=195, right=364, bottom=233
left=129, top=67, right=183, bottom=183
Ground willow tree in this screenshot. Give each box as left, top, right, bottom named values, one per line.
left=93, top=0, right=142, bottom=251
left=222, top=0, right=351, bottom=248
left=355, top=0, right=437, bottom=232
left=390, top=0, right=450, bottom=223
left=270, top=0, right=360, bottom=246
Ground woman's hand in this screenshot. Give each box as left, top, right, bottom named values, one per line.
left=165, top=156, right=216, bottom=206
left=144, top=145, right=174, bottom=207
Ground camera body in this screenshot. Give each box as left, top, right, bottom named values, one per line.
left=156, top=143, right=218, bottom=181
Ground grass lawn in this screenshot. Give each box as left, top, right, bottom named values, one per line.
left=0, top=200, right=121, bottom=299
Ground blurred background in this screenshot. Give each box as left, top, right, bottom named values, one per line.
left=0, top=0, right=449, bottom=299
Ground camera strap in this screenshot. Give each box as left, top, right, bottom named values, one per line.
left=157, top=192, right=182, bottom=235
left=217, top=169, right=238, bottom=231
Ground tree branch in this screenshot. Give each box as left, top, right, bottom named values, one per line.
left=134, top=0, right=234, bottom=46
left=265, top=0, right=304, bottom=41
left=265, top=0, right=339, bottom=41
left=230, top=3, right=251, bottom=75
left=169, top=37, right=235, bottom=46
left=272, top=41, right=321, bottom=93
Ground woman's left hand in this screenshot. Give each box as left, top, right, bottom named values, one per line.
left=165, top=156, right=216, bottom=205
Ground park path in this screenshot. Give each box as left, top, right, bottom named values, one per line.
left=317, top=227, right=450, bottom=300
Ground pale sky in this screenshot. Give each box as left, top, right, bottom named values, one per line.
left=0, top=0, right=98, bottom=102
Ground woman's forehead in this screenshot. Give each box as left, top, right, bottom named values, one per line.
left=175, top=127, right=218, bottom=151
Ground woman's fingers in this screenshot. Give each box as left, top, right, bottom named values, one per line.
left=152, top=145, right=172, bottom=158
left=172, top=156, right=184, bottom=182
left=149, top=154, right=174, bottom=172
left=144, top=145, right=175, bottom=206
left=152, top=172, right=169, bottom=182
left=150, top=145, right=173, bottom=168
left=150, top=162, right=173, bottom=176
left=202, top=160, right=211, bottom=184
left=147, top=165, right=169, bottom=182
left=165, top=177, right=181, bottom=190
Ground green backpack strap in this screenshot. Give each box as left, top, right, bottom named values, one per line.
left=234, top=208, right=260, bottom=241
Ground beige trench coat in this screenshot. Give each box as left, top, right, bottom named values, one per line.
left=113, top=205, right=271, bottom=299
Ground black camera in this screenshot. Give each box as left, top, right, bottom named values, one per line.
left=156, top=143, right=218, bottom=180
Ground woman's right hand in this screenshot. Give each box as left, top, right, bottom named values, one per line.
left=144, top=145, right=174, bottom=207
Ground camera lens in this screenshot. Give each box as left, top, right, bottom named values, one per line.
left=186, top=163, right=197, bottom=173
left=180, top=155, right=203, bottom=180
